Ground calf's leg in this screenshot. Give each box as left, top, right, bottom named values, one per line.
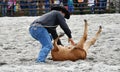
left=84, top=26, right=102, bottom=52
left=75, top=19, right=88, bottom=49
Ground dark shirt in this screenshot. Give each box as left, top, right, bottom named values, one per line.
left=63, top=0, right=68, bottom=6
left=31, top=10, right=72, bottom=39
left=27, top=0, right=37, bottom=8
left=20, top=1, right=28, bottom=9
left=1, top=1, right=7, bottom=7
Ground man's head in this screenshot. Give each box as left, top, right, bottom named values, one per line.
left=51, top=6, right=70, bottom=19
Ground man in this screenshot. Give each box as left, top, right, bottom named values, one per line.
left=88, top=0, right=97, bottom=14
left=1, top=0, right=8, bottom=16
left=29, top=6, right=75, bottom=63
left=99, top=0, right=107, bottom=13
left=78, top=0, right=85, bottom=14
left=68, top=0, right=74, bottom=13
left=63, top=0, right=68, bottom=10
left=27, top=0, right=37, bottom=16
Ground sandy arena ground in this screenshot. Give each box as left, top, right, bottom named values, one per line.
left=0, top=14, right=120, bottom=72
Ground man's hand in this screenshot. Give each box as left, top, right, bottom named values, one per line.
left=68, top=38, right=75, bottom=46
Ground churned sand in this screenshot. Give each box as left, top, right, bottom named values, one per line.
left=0, top=14, right=120, bottom=72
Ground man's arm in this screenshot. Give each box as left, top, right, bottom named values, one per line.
left=46, top=28, right=63, bottom=45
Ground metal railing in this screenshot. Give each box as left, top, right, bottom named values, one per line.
left=0, top=0, right=120, bottom=17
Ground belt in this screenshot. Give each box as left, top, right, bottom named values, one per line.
left=30, top=23, right=58, bottom=28
left=31, top=23, right=43, bottom=27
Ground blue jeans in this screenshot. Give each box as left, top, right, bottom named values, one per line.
left=79, top=2, right=84, bottom=14
left=2, top=6, right=7, bottom=16
left=29, top=26, right=53, bottom=62
left=28, top=6, right=37, bottom=16
left=90, top=5, right=95, bottom=14
left=99, top=1, right=107, bottom=12
left=68, top=5, right=74, bottom=13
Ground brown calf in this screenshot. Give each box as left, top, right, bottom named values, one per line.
left=51, top=20, right=102, bottom=61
